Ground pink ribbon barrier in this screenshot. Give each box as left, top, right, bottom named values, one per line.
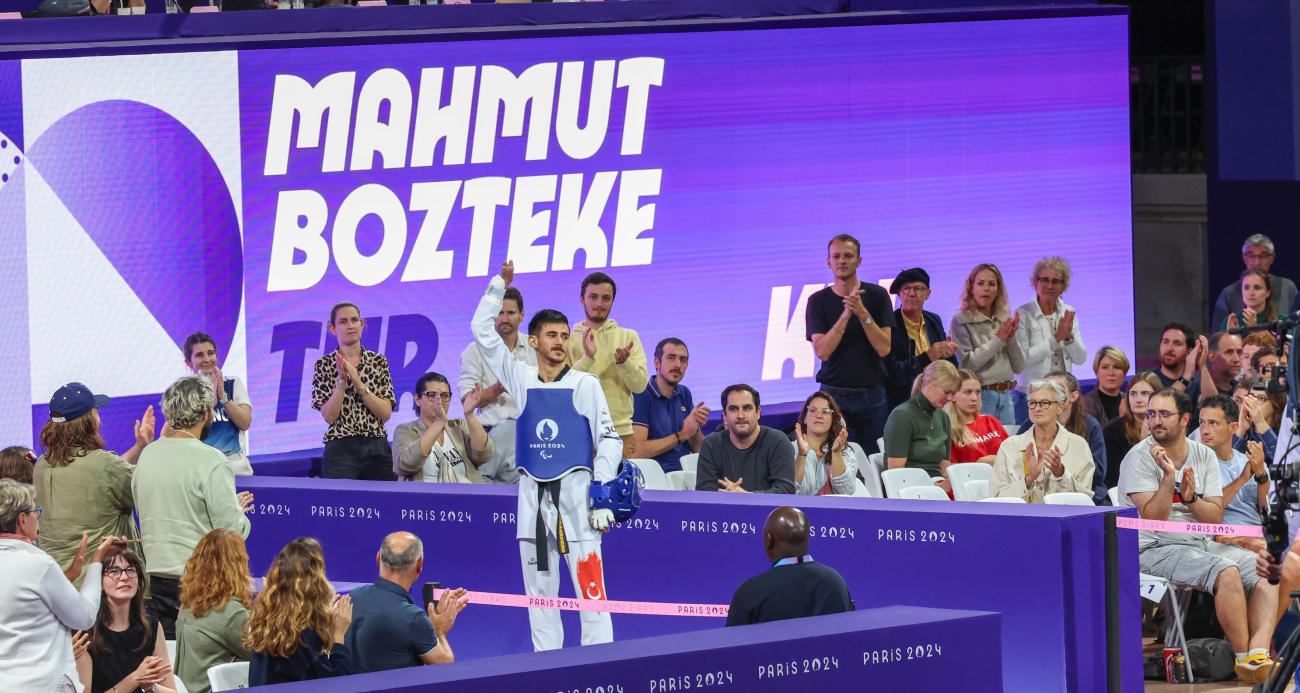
left=432, top=588, right=729, bottom=618
left=1115, top=516, right=1263, bottom=538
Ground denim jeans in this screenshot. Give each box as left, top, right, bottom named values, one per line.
left=980, top=388, right=1017, bottom=427
left=821, top=385, right=888, bottom=454
left=1011, top=389, right=1030, bottom=426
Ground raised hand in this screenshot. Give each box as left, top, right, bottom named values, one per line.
left=927, top=340, right=959, bottom=361
left=211, top=367, right=225, bottom=402
left=134, top=405, right=156, bottom=448
left=1243, top=307, right=1258, bottom=328
left=996, top=313, right=1020, bottom=342
left=237, top=491, right=255, bottom=514
left=1183, top=340, right=1203, bottom=379
left=1195, top=335, right=1210, bottom=370
left=1180, top=465, right=1197, bottom=501
left=834, top=427, right=850, bottom=453
left=680, top=403, right=708, bottom=440
left=1247, top=440, right=1267, bottom=478
left=341, top=359, right=363, bottom=391
left=1053, top=310, right=1075, bottom=343
left=1024, top=443, right=1043, bottom=482
left=461, top=384, right=482, bottom=413
left=793, top=424, right=810, bottom=457
left=335, top=352, right=350, bottom=388
left=843, top=290, right=870, bottom=321
left=1150, top=443, right=1174, bottom=476
left=429, top=588, right=468, bottom=635
left=500, top=260, right=515, bottom=288
left=72, top=630, right=90, bottom=660
left=1227, top=313, right=1241, bottom=331
left=614, top=341, right=634, bottom=365
left=583, top=328, right=598, bottom=361
left=65, top=532, right=90, bottom=583
left=91, top=535, right=126, bottom=565
left=330, top=594, right=353, bottom=643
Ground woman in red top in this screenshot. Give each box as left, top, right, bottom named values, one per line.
left=949, top=369, right=1009, bottom=464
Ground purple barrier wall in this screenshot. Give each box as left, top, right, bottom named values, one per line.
left=255, top=606, right=1003, bottom=693
left=235, top=477, right=1144, bottom=693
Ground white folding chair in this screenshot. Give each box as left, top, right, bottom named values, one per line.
left=1108, top=487, right=1120, bottom=505
left=876, top=437, right=885, bottom=455
left=897, top=485, right=950, bottom=501
left=881, top=468, right=936, bottom=498
left=1045, top=492, right=1095, bottom=506
left=851, top=477, right=871, bottom=497
left=678, top=453, right=698, bottom=473
left=857, top=467, right=883, bottom=497
left=665, top=470, right=696, bottom=491
left=208, top=661, right=250, bottom=691
left=947, top=463, right=993, bottom=501
left=628, top=458, right=671, bottom=490
left=1140, top=574, right=1193, bottom=681
left=978, top=496, right=1027, bottom=503
left=965, top=479, right=990, bottom=501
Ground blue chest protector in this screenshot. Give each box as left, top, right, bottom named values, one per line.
left=515, top=388, right=594, bottom=482
left=204, top=379, right=241, bottom=456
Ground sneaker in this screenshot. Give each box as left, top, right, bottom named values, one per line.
left=1235, top=653, right=1279, bottom=683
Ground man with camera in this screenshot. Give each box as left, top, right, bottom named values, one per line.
left=1118, top=388, right=1280, bottom=683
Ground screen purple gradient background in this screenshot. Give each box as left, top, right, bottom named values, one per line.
left=240, top=15, right=1132, bottom=455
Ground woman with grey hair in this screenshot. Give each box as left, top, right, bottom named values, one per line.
left=1014, top=257, right=1087, bottom=425
left=131, top=375, right=254, bottom=639
left=0, top=478, right=126, bottom=693
left=989, top=379, right=1096, bottom=503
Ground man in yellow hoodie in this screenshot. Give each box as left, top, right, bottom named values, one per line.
left=568, top=272, right=649, bottom=459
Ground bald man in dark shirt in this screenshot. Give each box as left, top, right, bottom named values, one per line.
left=724, top=507, right=853, bottom=626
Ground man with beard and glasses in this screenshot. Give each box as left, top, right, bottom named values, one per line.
left=1117, top=388, right=1280, bottom=683
left=1154, top=322, right=1216, bottom=411
left=460, top=286, right=536, bottom=484
left=632, top=338, right=709, bottom=473
left=568, top=272, right=649, bottom=460
left=133, top=375, right=254, bottom=638
left=696, top=385, right=796, bottom=494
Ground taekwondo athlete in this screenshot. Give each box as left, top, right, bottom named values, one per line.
left=472, top=260, right=626, bottom=651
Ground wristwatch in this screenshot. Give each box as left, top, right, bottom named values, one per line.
left=1181, top=491, right=1198, bottom=504
left=862, top=315, right=873, bottom=325
left=1176, top=376, right=1190, bottom=387
left=1255, top=472, right=1270, bottom=485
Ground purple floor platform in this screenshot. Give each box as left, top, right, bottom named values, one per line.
left=254, top=606, right=1002, bottom=692
left=235, top=477, right=1143, bottom=692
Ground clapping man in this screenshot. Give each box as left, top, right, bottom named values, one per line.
left=1117, top=389, right=1279, bottom=682
left=887, top=268, right=959, bottom=412
left=1156, top=322, right=1216, bottom=407
left=632, top=338, right=709, bottom=473
left=460, top=286, right=536, bottom=484
left=568, top=273, right=649, bottom=460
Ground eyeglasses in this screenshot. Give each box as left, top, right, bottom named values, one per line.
left=1244, top=252, right=1273, bottom=261
left=805, top=407, right=834, bottom=416
left=1027, top=400, right=1057, bottom=410
left=1035, top=277, right=1065, bottom=287
left=21, top=506, right=41, bottom=518
left=1145, top=410, right=1179, bottom=421
left=104, top=566, right=138, bottom=580
left=898, top=285, right=928, bottom=295
left=420, top=391, right=452, bottom=402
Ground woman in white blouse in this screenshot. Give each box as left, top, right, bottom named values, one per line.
left=0, top=479, right=124, bottom=693
left=1015, top=257, right=1087, bottom=425
left=990, top=380, right=1095, bottom=503
left=791, top=392, right=858, bottom=496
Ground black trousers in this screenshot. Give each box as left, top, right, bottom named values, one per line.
left=148, top=575, right=181, bottom=639
left=323, top=436, right=397, bottom=481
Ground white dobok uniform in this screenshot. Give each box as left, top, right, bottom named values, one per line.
left=472, top=276, right=622, bottom=651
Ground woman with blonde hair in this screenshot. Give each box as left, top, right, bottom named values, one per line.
left=34, top=383, right=155, bottom=585
left=947, top=370, right=1009, bottom=465
left=245, top=537, right=352, bottom=686
left=175, top=528, right=254, bottom=693
left=989, top=379, right=1094, bottom=503
left=949, top=263, right=1026, bottom=426
left=883, top=360, right=961, bottom=492
left=1083, top=346, right=1130, bottom=428
left=1102, top=371, right=1163, bottom=489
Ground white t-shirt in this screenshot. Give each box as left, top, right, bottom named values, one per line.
left=1117, top=435, right=1223, bottom=548
left=425, top=435, right=470, bottom=483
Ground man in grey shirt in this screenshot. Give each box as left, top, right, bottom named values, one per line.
left=1117, top=388, right=1279, bottom=683
left=1211, top=234, right=1297, bottom=330
left=696, top=385, right=795, bottom=494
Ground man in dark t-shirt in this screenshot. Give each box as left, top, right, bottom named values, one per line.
left=806, top=234, right=897, bottom=454
left=726, top=507, right=853, bottom=626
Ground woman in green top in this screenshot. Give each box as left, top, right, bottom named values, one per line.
left=1223, top=267, right=1278, bottom=332
left=883, top=360, right=960, bottom=493
left=176, top=528, right=253, bottom=693
left=34, top=383, right=155, bottom=586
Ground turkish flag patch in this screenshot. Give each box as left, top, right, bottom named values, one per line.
left=577, top=552, right=607, bottom=601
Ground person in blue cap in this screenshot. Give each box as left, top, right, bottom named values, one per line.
left=33, top=383, right=155, bottom=585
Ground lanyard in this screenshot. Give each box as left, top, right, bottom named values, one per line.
left=773, top=555, right=814, bottom=568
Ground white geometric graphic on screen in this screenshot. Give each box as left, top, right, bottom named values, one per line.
left=0, top=130, right=17, bottom=194
left=21, top=52, right=245, bottom=403
left=25, top=162, right=187, bottom=402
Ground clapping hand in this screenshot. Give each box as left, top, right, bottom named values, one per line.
left=1179, top=465, right=1197, bottom=502
left=680, top=403, right=709, bottom=441
left=1227, top=313, right=1241, bottom=331
left=461, top=384, right=482, bottom=414
left=614, top=341, right=634, bottom=365
left=926, top=340, right=959, bottom=361
left=1243, top=307, right=1258, bottom=328
left=237, top=491, right=255, bottom=514
left=1247, top=440, right=1267, bottom=479
left=134, top=406, right=156, bottom=449
left=211, top=367, right=226, bottom=403
left=794, top=425, right=810, bottom=457
left=500, top=260, right=515, bottom=288
left=583, top=328, right=598, bottom=361
left=1053, top=310, right=1076, bottom=343
left=1041, top=446, right=1065, bottom=478
left=833, top=427, right=849, bottom=453
left=1024, top=443, right=1043, bottom=482
left=1150, top=442, right=1175, bottom=476
left=330, top=594, right=353, bottom=644
left=842, top=289, right=870, bottom=322
left=719, top=477, right=750, bottom=493
left=428, top=587, right=468, bottom=636
left=995, top=313, right=1020, bottom=342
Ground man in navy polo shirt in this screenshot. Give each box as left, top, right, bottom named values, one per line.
left=632, top=338, right=710, bottom=472
left=346, top=532, right=467, bottom=674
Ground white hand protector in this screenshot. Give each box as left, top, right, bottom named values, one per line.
left=590, top=508, right=614, bottom=531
